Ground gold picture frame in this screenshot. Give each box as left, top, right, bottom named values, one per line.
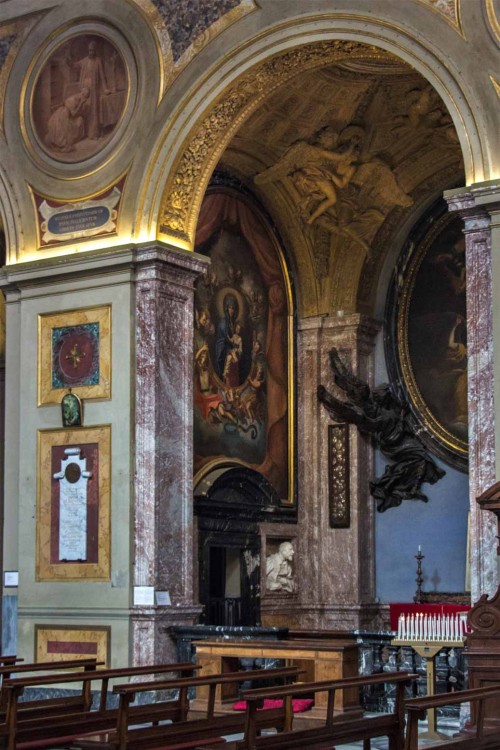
left=35, top=625, right=110, bottom=666
left=38, top=305, right=111, bottom=406
left=392, top=208, right=467, bottom=471
left=36, top=425, right=111, bottom=581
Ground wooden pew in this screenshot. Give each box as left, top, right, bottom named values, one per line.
left=404, top=685, right=500, bottom=749
left=197, top=671, right=418, bottom=750
left=72, top=666, right=305, bottom=750
left=0, top=661, right=200, bottom=749
left=0, top=658, right=101, bottom=713
left=0, top=665, right=301, bottom=750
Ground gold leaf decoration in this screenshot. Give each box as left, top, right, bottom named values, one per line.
left=490, top=75, right=500, bottom=99
left=158, top=41, right=396, bottom=246
left=486, top=0, right=500, bottom=44
left=417, top=0, right=464, bottom=37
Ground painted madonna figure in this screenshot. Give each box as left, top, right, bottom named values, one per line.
left=265, top=541, right=297, bottom=594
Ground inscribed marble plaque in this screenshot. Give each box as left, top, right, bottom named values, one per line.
left=53, top=447, right=92, bottom=561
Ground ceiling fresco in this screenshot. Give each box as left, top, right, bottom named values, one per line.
left=220, top=56, right=464, bottom=317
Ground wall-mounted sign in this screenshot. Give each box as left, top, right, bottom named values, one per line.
left=34, top=184, right=122, bottom=246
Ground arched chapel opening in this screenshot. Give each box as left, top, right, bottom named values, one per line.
left=0, top=0, right=499, bottom=676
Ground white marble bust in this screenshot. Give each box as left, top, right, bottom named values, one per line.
left=265, top=541, right=296, bottom=593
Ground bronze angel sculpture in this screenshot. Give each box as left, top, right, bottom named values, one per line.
left=318, top=348, right=445, bottom=512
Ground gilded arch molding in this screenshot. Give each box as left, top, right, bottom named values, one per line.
left=154, top=25, right=483, bottom=257
left=157, top=41, right=395, bottom=249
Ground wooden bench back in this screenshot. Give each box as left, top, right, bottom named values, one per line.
left=3, top=661, right=200, bottom=712
left=0, top=662, right=204, bottom=750
left=404, top=685, right=500, bottom=749
left=237, top=671, right=418, bottom=749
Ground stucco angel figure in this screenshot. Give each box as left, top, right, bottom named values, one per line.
left=254, top=126, right=359, bottom=225
left=255, top=125, right=413, bottom=245
left=318, top=348, right=445, bottom=512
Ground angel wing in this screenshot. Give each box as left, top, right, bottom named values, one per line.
left=317, top=384, right=367, bottom=428
left=351, top=160, right=413, bottom=210
left=254, top=141, right=327, bottom=185
left=328, top=348, right=371, bottom=406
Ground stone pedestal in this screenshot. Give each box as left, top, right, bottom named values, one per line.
left=446, top=183, right=500, bottom=602
left=293, top=313, right=380, bottom=630
left=132, top=244, right=208, bottom=663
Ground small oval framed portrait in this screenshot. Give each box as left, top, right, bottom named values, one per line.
left=61, top=391, right=83, bottom=428
left=386, top=203, right=468, bottom=472
left=24, top=25, right=136, bottom=169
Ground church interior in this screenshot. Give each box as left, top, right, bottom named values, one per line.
left=0, top=0, right=499, bottom=746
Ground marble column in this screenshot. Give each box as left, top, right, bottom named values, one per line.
left=132, top=244, right=208, bottom=664
left=296, top=313, right=380, bottom=629
left=446, top=183, right=500, bottom=602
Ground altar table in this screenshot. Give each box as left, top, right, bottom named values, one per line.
left=192, top=638, right=360, bottom=722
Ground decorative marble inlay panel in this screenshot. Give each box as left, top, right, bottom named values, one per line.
left=328, top=423, right=350, bottom=528
left=37, top=425, right=111, bottom=582
left=151, top=0, right=243, bottom=61
left=417, top=0, right=463, bottom=35
left=36, top=625, right=109, bottom=666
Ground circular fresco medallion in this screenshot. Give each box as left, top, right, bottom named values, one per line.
left=31, top=33, right=128, bottom=163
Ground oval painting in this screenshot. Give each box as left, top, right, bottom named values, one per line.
left=392, top=207, right=468, bottom=471
left=32, top=34, right=128, bottom=163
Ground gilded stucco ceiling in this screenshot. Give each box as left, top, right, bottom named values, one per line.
left=219, top=56, right=464, bottom=317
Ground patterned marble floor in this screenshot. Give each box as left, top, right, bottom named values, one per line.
left=307, top=718, right=460, bottom=749
left=224, top=717, right=461, bottom=749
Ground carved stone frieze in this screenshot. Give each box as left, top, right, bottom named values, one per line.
left=158, top=41, right=397, bottom=245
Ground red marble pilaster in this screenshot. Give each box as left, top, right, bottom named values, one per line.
left=446, top=189, right=500, bottom=601
left=295, top=313, right=380, bottom=629
left=132, top=244, right=207, bottom=664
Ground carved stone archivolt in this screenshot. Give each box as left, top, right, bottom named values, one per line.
left=158, top=41, right=397, bottom=247
left=219, top=56, right=463, bottom=317
left=156, top=32, right=464, bottom=319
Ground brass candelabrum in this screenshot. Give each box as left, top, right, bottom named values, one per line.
left=414, top=548, right=424, bottom=603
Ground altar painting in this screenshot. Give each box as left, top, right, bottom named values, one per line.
left=194, top=190, right=291, bottom=501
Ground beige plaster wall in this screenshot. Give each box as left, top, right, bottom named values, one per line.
left=0, top=251, right=134, bottom=666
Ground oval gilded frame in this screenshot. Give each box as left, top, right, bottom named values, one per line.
left=387, top=203, right=468, bottom=472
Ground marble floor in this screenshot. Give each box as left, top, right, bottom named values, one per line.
left=224, top=717, right=461, bottom=749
